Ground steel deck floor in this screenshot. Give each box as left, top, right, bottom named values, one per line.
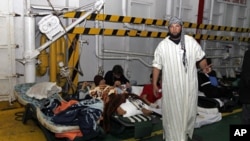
left=0, top=101, right=242, bottom=141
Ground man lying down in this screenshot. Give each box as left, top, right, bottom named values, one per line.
left=41, top=84, right=157, bottom=133
left=102, top=92, right=158, bottom=133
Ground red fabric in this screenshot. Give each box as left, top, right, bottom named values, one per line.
left=52, top=100, right=83, bottom=141
left=53, top=100, right=79, bottom=114
left=55, top=130, right=83, bottom=141
left=140, top=84, right=162, bottom=103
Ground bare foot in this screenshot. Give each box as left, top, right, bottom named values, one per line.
left=116, top=107, right=126, bottom=115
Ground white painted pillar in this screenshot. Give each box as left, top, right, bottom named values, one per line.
left=165, top=0, right=173, bottom=19
left=24, top=16, right=36, bottom=83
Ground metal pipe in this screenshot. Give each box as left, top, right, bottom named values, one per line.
left=36, top=34, right=48, bottom=76
left=25, top=0, right=31, bottom=15
left=178, top=0, right=183, bottom=18
left=94, top=28, right=152, bottom=67
left=103, top=49, right=153, bottom=57
left=95, top=19, right=103, bottom=68
left=209, top=0, right=215, bottom=24
left=197, top=0, right=205, bottom=25
left=49, top=42, right=57, bottom=82
left=122, top=0, right=136, bottom=30
left=196, top=0, right=205, bottom=44
left=56, top=38, right=63, bottom=74
left=95, top=45, right=152, bottom=67
left=165, top=0, right=173, bottom=19
left=56, top=38, right=67, bottom=87
left=60, top=37, right=67, bottom=65
left=24, top=16, right=36, bottom=83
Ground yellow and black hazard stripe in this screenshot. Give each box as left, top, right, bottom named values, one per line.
left=68, top=27, right=168, bottom=38
left=64, top=12, right=250, bottom=33
left=67, top=27, right=248, bottom=42
left=67, top=34, right=80, bottom=94
left=64, top=12, right=169, bottom=27
left=188, top=34, right=234, bottom=41
left=239, top=37, right=250, bottom=42
left=183, top=22, right=250, bottom=32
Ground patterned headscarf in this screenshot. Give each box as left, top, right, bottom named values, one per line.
left=169, top=17, right=188, bottom=72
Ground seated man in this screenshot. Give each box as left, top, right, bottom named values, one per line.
left=140, top=73, right=162, bottom=108
left=104, top=65, right=131, bottom=92
left=198, top=58, right=233, bottom=99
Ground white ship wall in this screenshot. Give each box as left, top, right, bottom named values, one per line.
left=0, top=0, right=249, bottom=101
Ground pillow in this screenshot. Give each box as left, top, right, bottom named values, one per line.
left=120, top=99, right=143, bottom=117
left=26, top=82, right=62, bottom=99
left=131, top=86, right=144, bottom=96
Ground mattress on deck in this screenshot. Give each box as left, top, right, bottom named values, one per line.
left=14, top=83, right=80, bottom=133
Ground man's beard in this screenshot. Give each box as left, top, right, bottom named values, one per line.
left=169, top=31, right=182, bottom=39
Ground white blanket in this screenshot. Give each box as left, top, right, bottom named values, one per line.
left=132, top=86, right=222, bottom=127
left=195, top=106, right=222, bottom=128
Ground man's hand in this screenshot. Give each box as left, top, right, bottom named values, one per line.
left=153, top=84, right=160, bottom=97
left=114, top=80, right=121, bottom=87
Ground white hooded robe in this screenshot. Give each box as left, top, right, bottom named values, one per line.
left=152, top=35, right=205, bottom=141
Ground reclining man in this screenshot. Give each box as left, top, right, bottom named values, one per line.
left=197, top=58, right=233, bottom=100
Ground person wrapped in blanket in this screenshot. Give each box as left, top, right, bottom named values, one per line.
left=89, top=75, right=128, bottom=100
left=102, top=92, right=153, bottom=133
left=40, top=95, right=104, bottom=140
left=77, top=75, right=127, bottom=101
left=197, top=58, right=233, bottom=100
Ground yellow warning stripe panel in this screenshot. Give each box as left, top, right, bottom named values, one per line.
left=127, top=30, right=137, bottom=36
left=206, top=25, right=212, bottom=30
left=183, top=22, right=194, bottom=28
left=201, top=34, right=208, bottom=40
left=145, top=19, right=154, bottom=25
left=64, top=12, right=250, bottom=33
left=212, top=25, right=219, bottom=31
left=219, top=26, right=226, bottom=31
left=134, top=18, right=143, bottom=24
left=68, top=27, right=168, bottom=38
left=225, top=26, right=232, bottom=31
left=231, top=27, right=237, bottom=32
left=64, top=12, right=168, bottom=26
left=198, top=23, right=206, bottom=29
left=68, top=27, right=248, bottom=42
left=116, top=30, right=127, bottom=36
left=194, top=34, right=202, bottom=40
left=239, top=37, right=250, bottom=42
left=122, top=16, right=132, bottom=23
left=243, top=28, right=248, bottom=32
left=189, top=34, right=235, bottom=41
left=67, top=34, right=79, bottom=94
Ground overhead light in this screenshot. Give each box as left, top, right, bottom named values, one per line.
left=38, top=14, right=64, bottom=40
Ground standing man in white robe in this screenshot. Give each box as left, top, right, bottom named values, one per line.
left=152, top=17, right=209, bottom=141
